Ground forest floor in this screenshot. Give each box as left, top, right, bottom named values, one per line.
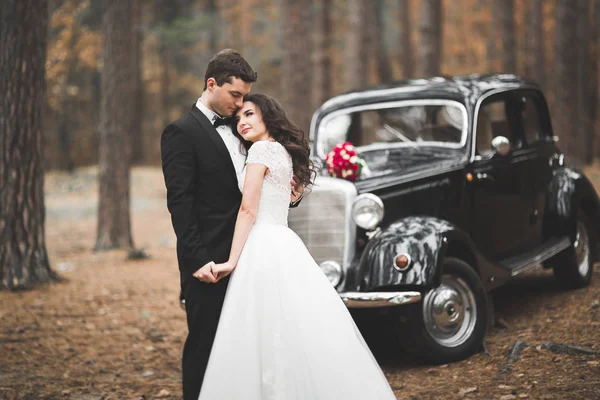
left=1, top=163, right=600, bottom=400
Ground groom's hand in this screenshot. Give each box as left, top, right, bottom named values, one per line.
left=193, top=261, right=217, bottom=283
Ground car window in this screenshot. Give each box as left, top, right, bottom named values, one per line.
left=317, top=102, right=466, bottom=157
left=476, top=95, right=523, bottom=155
left=516, top=95, right=545, bottom=146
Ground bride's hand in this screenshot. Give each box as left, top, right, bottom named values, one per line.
left=212, top=261, right=236, bottom=281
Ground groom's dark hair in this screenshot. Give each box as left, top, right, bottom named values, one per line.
left=203, top=49, right=257, bottom=90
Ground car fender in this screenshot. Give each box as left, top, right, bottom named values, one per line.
left=355, top=216, right=502, bottom=292
left=545, top=167, right=600, bottom=243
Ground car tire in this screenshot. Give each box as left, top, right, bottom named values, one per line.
left=392, top=257, right=488, bottom=364
left=552, top=210, right=596, bottom=289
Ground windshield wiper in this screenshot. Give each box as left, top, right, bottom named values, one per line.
left=383, top=124, right=418, bottom=149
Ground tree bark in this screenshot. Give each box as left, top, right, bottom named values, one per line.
left=493, top=0, right=516, bottom=73
left=57, top=21, right=79, bottom=173
left=553, top=1, right=579, bottom=166
left=130, top=0, right=144, bottom=165
left=591, top=0, right=600, bottom=161
left=0, top=0, right=57, bottom=290
left=398, top=0, right=414, bottom=78
left=206, top=0, right=218, bottom=54
left=373, top=0, right=393, bottom=83
left=529, top=0, right=545, bottom=89
left=345, top=0, right=369, bottom=90
left=96, top=0, right=134, bottom=250
left=418, top=0, right=442, bottom=77
left=485, top=0, right=497, bottom=72
left=282, top=0, right=313, bottom=134
left=220, top=0, right=242, bottom=51
left=313, top=0, right=333, bottom=106
left=576, top=0, right=593, bottom=164
left=597, top=0, right=600, bottom=159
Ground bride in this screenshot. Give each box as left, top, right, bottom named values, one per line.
left=197, top=93, right=397, bottom=400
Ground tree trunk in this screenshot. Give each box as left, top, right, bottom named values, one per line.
left=419, top=0, right=442, bottom=77
left=398, top=0, right=414, bottom=78
left=593, top=0, right=600, bottom=160
left=521, top=0, right=545, bottom=88
left=313, top=0, right=333, bottom=107
left=0, top=0, right=57, bottom=290
left=493, top=0, right=516, bottom=73
left=282, top=0, right=313, bottom=134
left=158, top=42, right=170, bottom=129
left=553, top=1, right=579, bottom=166
left=373, top=0, right=393, bottom=83
left=220, top=0, right=242, bottom=51
left=206, top=0, right=218, bottom=54
left=57, top=20, right=79, bottom=173
left=530, top=0, right=545, bottom=89
left=485, top=0, right=497, bottom=72
left=130, top=0, right=144, bottom=165
left=576, top=0, right=593, bottom=164
left=96, top=0, right=134, bottom=250
left=345, top=0, right=369, bottom=90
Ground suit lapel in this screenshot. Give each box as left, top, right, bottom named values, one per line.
left=188, top=105, right=238, bottom=184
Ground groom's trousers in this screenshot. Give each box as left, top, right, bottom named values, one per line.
left=181, top=275, right=230, bottom=400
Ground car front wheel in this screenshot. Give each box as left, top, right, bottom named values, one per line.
left=393, top=257, right=488, bottom=364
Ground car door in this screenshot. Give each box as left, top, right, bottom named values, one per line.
left=513, top=90, right=556, bottom=248
left=467, top=91, right=535, bottom=261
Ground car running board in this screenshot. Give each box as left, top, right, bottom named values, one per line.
left=498, top=236, right=572, bottom=277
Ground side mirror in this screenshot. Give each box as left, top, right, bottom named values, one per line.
left=491, top=136, right=510, bottom=156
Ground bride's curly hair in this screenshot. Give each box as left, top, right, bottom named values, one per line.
left=234, top=93, right=316, bottom=188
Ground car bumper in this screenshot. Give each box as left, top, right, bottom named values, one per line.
left=340, top=291, right=422, bottom=308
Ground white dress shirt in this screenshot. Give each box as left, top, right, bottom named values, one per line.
left=195, top=98, right=246, bottom=179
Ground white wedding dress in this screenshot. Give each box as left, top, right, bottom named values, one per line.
left=198, top=140, right=397, bottom=400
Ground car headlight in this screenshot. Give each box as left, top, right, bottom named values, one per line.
left=351, top=193, right=384, bottom=230
left=320, top=260, right=342, bottom=287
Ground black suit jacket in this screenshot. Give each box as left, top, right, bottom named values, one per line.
left=161, top=105, right=242, bottom=284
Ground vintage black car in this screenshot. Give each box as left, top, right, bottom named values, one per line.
left=288, top=74, right=600, bottom=364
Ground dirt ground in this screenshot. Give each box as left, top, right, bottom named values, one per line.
left=1, top=164, right=600, bottom=400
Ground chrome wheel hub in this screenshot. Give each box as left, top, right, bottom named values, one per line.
left=422, top=275, right=477, bottom=347
left=575, top=221, right=590, bottom=277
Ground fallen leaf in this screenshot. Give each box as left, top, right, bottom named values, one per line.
left=458, top=387, right=478, bottom=396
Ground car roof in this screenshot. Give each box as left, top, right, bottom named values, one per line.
left=316, top=74, right=540, bottom=116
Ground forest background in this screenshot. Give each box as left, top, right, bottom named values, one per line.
left=2, top=1, right=600, bottom=397
left=46, top=0, right=600, bottom=171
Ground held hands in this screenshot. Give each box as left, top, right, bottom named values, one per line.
left=193, top=260, right=235, bottom=283
left=192, top=261, right=217, bottom=283
left=211, top=261, right=236, bottom=281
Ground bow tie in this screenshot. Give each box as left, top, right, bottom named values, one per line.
left=213, top=116, right=233, bottom=128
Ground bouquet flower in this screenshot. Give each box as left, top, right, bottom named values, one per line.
left=325, top=142, right=363, bottom=181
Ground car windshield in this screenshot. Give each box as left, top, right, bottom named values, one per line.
left=316, top=101, right=467, bottom=159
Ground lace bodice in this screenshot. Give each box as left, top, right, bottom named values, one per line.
left=238, top=140, right=293, bottom=226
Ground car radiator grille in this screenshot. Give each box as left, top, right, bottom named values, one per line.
left=288, top=177, right=357, bottom=268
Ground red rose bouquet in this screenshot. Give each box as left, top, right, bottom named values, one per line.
left=324, top=142, right=363, bottom=181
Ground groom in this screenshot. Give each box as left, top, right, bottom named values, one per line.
left=161, top=50, right=302, bottom=400
left=161, top=49, right=256, bottom=399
